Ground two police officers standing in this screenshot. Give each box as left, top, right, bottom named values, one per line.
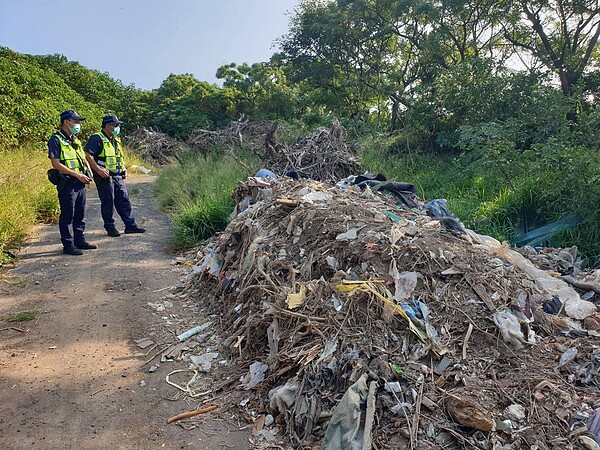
left=47, top=110, right=145, bottom=255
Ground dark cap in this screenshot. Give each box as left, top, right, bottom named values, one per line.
left=102, top=115, right=124, bottom=127
left=60, top=110, right=86, bottom=122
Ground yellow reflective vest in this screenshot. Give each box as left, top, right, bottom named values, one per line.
left=92, top=131, right=124, bottom=172
left=53, top=132, right=86, bottom=174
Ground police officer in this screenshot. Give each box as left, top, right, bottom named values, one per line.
left=85, top=115, right=146, bottom=237
left=48, top=110, right=97, bottom=255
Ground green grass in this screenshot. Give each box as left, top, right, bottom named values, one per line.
left=5, top=310, right=39, bottom=322
left=154, top=150, right=252, bottom=247
left=0, top=145, right=59, bottom=265
left=172, top=198, right=235, bottom=247
left=124, top=148, right=155, bottom=175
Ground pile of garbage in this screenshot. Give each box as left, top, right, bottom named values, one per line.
left=173, top=174, right=600, bottom=449
left=125, top=127, right=190, bottom=165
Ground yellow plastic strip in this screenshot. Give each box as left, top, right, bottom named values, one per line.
left=335, top=280, right=447, bottom=356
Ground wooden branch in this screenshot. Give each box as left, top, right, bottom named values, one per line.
left=522, top=5, right=563, bottom=72
left=578, top=23, right=600, bottom=74
left=0, top=326, right=25, bottom=333
left=166, top=405, right=219, bottom=424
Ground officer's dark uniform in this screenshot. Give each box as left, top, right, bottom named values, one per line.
left=85, top=123, right=143, bottom=235
left=47, top=130, right=89, bottom=250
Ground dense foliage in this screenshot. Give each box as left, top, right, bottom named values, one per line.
left=0, top=47, right=142, bottom=146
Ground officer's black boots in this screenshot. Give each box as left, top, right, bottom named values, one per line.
left=64, top=240, right=97, bottom=254
left=106, top=228, right=121, bottom=237
left=75, top=241, right=98, bottom=250
left=63, top=246, right=84, bottom=256
left=124, top=226, right=146, bottom=234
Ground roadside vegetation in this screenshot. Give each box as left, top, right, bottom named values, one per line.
left=153, top=152, right=249, bottom=247
left=0, top=146, right=58, bottom=265
left=123, top=150, right=152, bottom=175
left=361, top=136, right=600, bottom=266
left=2, top=1, right=600, bottom=264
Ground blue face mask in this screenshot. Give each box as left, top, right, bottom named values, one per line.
left=113, top=126, right=121, bottom=136
left=70, top=123, right=81, bottom=134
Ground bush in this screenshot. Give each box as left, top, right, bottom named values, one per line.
left=360, top=133, right=600, bottom=265
left=0, top=48, right=107, bottom=147
left=173, top=198, right=234, bottom=246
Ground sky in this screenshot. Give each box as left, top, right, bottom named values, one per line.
left=0, top=0, right=299, bottom=90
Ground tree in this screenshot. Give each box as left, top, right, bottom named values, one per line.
left=153, top=74, right=201, bottom=105
left=146, top=74, right=233, bottom=137
left=503, top=0, right=600, bottom=96
left=216, top=60, right=297, bottom=119
left=281, top=0, right=405, bottom=124
left=0, top=47, right=105, bottom=146
left=281, top=0, right=512, bottom=129
left=32, top=54, right=147, bottom=128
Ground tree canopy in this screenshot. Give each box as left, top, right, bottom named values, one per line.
left=2, top=0, right=600, bottom=151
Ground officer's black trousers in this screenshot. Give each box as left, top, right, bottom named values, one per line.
left=94, top=175, right=136, bottom=231
left=57, top=180, right=86, bottom=247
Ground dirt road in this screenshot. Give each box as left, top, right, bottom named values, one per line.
left=0, top=176, right=248, bottom=449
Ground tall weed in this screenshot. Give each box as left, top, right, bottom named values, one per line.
left=0, top=145, right=58, bottom=263
left=154, top=151, right=251, bottom=247
left=123, top=147, right=155, bottom=175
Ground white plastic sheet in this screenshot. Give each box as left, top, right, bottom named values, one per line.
left=467, top=230, right=596, bottom=320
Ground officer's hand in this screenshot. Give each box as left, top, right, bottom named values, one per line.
left=99, top=168, right=110, bottom=178
left=77, top=173, right=92, bottom=184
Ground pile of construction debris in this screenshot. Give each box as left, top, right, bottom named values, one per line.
left=166, top=174, right=600, bottom=449
left=125, top=127, right=190, bottom=165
